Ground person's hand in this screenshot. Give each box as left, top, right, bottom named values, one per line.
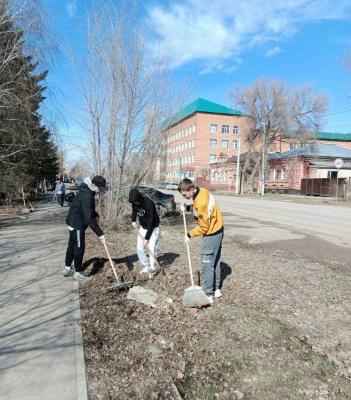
left=132, top=222, right=137, bottom=229
left=180, top=203, right=186, bottom=212
left=98, top=235, right=105, bottom=244
left=184, top=235, right=191, bottom=245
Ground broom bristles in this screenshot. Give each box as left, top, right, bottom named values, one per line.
left=183, top=285, right=210, bottom=308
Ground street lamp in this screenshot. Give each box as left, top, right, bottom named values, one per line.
left=235, top=139, right=241, bottom=195
left=261, top=122, right=266, bottom=196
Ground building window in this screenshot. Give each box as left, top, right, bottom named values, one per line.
left=210, top=124, right=218, bottom=134
left=233, top=125, right=239, bottom=135
left=221, top=140, right=229, bottom=148
left=192, top=125, right=196, bottom=133
left=290, top=143, right=297, bottom=150
left=328, top=171, right=338, bottom=179
left=210, top=139, right=217, bottom=148
left=209, top=154, right=217, bottom=163
left=192, top=140, right=195, bottom=148
left=222, top=125, right=229, bottom=134
left=233, top=140, right=239, bottom=149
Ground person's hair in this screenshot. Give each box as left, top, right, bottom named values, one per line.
left=178, top=178, right=195, bottom=192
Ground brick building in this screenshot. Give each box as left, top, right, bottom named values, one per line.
left=274, top=132, right=351, bottom=153
left=266, top=143, right=351, bottom=191
left=160, top=98, right=251, bottom=182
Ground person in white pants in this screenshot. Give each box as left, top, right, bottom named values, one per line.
left=136, top=226, right=160, bottom=275
left=129, top=188, right=160, bottom=279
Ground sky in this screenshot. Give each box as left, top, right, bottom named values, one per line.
left=42, top=0, right=351, bottom=163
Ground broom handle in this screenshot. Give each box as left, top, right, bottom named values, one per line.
left=182, top=208, right=195, bottom=287
left=136, top=229, right=161, bottom=269
left=102, top=240, right=120, bottom=283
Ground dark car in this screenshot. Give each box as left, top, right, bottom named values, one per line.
left=138, top=186, right=176, bottom=217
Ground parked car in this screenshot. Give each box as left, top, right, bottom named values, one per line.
left=138, top=186, right=176, bottom=217
left=159, top=181, right=178, bottom=190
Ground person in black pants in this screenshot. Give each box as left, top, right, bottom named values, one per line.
left=63, top=175, right=107, bottom=283
left=59, top=182, right=65, bottom=207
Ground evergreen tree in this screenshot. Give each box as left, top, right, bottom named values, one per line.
left=0, top=0, right=59, bottom=200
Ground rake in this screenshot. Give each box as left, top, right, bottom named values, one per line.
left=103, top=241, right=133, bottom=292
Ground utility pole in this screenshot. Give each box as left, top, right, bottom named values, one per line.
left=261, top=122, right=266, bottom=196
left=235, top=139, right=241, bottom=194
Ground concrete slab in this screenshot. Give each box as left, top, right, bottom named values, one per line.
left=0, top=201, right=87, bottom=400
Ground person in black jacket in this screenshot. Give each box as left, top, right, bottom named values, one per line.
left=63, top=175, right=107, bottom=283
left=129, top=188, right=160, bottom=278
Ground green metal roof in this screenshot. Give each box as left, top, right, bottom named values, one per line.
left=284, top=130, right=351, bottom=141
left=162, top=98, right=244, bottom=130
left=313, top=132, right=351, bottom=141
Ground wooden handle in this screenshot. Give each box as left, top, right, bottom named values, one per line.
left=102, top=240, right=120, bottom=282
left=182, top=209, right=195, bottom=287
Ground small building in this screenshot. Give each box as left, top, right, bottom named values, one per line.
left=208, top=152, right=259, bottom=191
left=266, top=143, right=351, bottom=193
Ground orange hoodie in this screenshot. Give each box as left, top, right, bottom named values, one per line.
left=189, top=188, right=223, bottom=238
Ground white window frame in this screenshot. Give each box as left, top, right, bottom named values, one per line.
left=209, top=154, right=217, bottom=163
left=221, top=140, right=229, bottom=149
left=210, top=139, right=217, bottom=148
left=233, top=125, right=239, bottom=135
left=222, top=125, right=229, bottom=134
left=233, top=140, right=239, bottom=149
left=210, top=124, right=218, bottom=134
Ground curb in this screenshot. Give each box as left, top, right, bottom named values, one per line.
left=73, top=281, right=89, bottom=400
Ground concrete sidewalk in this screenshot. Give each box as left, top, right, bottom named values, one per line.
left=0, top=199, right=87, bottom=400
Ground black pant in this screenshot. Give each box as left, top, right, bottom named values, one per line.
left=60, top=193, right=65, bottom=207
left=65, top=229, right=86, bottom=272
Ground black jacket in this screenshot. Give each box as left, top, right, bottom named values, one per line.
left=129, top=188, right=159, bottom=240
left=66, top=183, right=103, bottom=237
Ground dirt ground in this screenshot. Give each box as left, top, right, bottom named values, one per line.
left=79, top=212, right=351, bottom=400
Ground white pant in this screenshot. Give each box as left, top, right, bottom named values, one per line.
left=137, top=227, right=159, bottom=270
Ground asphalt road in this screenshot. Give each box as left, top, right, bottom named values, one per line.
left=167, top=190, right=351, bottom=249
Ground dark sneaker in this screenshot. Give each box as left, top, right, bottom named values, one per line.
left=73, top=272, right=91, bottom=283
left=62, top=266, right=73, bottom=277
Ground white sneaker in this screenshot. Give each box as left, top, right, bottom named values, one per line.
left=206, top=295, right=214, bottom=305
left=73, top=271, right=90, bottom=283
left=140, top=266, right=150, bottom=274
left=148, top=268, right=156, bottom=279
left=62, top=266, right=73, bottom=277
left=214, top=289, right=222, bottom=298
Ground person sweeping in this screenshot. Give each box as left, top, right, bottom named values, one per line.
left=128, top=187, right=160, bottom=279
left=63, top=175, right=107, bottom=283
left=178, top=178, right=224, bottom=304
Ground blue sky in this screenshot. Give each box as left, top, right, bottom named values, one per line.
left=42, top=0, right=351, bottom=161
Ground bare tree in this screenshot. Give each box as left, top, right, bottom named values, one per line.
left=232, top=77, right=327, bottom=193
left=75, top=0, right=176, bottom=228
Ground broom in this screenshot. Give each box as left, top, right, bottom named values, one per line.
left=181, top=208, right=210, bottom=308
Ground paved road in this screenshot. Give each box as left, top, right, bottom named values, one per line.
left=167, top=190, right=351, bottom=248
left=217, top=195, right=351, bottom=248
left=0, top=200, right=87, bottom=400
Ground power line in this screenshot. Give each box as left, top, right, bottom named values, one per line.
left=326, top=108, right=351, bottom=116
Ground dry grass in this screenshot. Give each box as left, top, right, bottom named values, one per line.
left=79, top=212, right=351, bottom=400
